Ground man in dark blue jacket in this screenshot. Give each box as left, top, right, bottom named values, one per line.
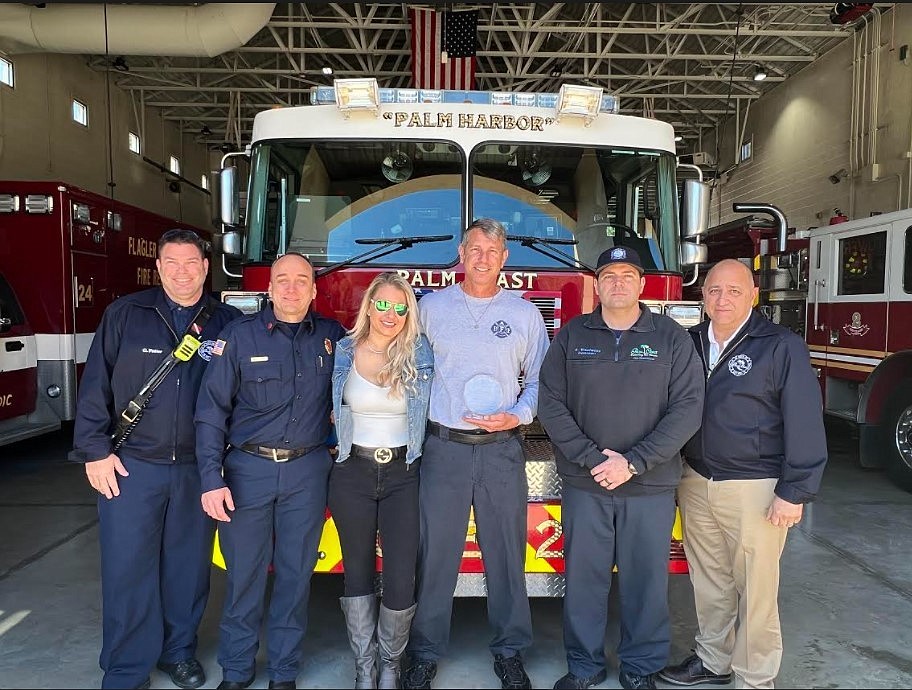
left=71, top=229, right=241, bottom=690
left=195, top=253, right=345, bottom=690
left=660, top=259, right=827, bottom=689
left=538, top=246, right=705, bottom=690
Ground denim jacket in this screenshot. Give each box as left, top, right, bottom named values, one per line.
left=331, top=333, right=434, bottom=465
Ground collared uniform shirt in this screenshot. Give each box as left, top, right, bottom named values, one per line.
left=195, top=304, right=346, bottom=492
left=707, top=313, right=751, bottom=372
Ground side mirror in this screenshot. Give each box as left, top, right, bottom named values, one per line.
left=219, top=167, right=240, bottom=227
left=681, top=179, right=711, bottom=238
left=680, top=240, right=708, bottom=267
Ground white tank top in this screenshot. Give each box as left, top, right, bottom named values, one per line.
left=343, top=364, right=409, bottom=447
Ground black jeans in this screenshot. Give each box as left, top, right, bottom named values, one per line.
left=327, top=451, right=420, bottom=611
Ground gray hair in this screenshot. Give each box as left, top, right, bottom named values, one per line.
left=461, top=217, right=507, bottom=250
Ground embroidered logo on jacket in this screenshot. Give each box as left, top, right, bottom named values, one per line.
left=728, top=354, right=753, bottom=376
left=491, top=320, right=512, bottom=338
left=197, top=340, right=217, bottom=361
left=630, top=344, right=659, bottom=360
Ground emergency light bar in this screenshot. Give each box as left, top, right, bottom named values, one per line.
left=312, top=79, right=620, bottom=115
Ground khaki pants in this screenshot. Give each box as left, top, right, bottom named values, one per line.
left=677, top=466, right=789, bottom=689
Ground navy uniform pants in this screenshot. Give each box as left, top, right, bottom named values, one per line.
left=217, top=446, right=332, bottom=683
left=407, top=433, right=532, bottom=662
left=97, top=457, right=213, bottom=690
left=561, top=484, right=677, bottom=679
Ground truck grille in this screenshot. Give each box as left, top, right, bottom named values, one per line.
left=526, top=293, right=562, bottom=340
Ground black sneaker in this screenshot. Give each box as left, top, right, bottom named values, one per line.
left=494, top=654, right=532, bottom=689
left=658, top=653, right=732, bottom=686
left=156, top=659, right=206, bottom=689
left=401, top=660, right=438, bottom=690
left=553, top=669, right=608, bottom=689
left=618, top=670, right=656, bottom=690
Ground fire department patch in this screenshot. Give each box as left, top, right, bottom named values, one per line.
left=211, top=339, right=227, bottom=357
left=324, top=338, right=333, bottom=355
left=728, top=354, right=752, bottom=377
left=491, top=320, right=511, bottom=338
left=197, top=340, right=217, bottom=361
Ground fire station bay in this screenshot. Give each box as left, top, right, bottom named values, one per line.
left=1, top=3, right=911, bottom=690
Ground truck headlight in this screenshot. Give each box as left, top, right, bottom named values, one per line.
left=665, top=304, right=703, bottom=327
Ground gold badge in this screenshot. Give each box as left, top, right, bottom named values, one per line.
left=324, top=338, right=333, bottom=355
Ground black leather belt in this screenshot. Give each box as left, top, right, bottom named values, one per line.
left=351, top=444, right=407, bottom=464
left=240, top=444, right=317, bottom=462
left=427, top=421, right=516, bottom=445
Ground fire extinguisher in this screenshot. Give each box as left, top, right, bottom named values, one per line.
left=829, top=208, right=849, bottom=224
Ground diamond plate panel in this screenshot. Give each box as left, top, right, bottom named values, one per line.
left=525, top=458, right=562, bottom=501
left=453, top=572, right=566, bottom=597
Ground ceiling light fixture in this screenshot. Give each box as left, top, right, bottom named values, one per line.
left=322, top=66, right=333, bottom=76
left=674, top=134, right=683, bottom=142
left=753, top=65, right=768, bottom=82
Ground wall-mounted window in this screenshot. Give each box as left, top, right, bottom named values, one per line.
left=740, top=137, right=752, bottom=163
left=200, top=174, right=210, bottom=191
left=838, top=231, right=887, bottom=295
left=169, top=156, right=181, bottom=175
left=128, top=132, right=141, bottom=154
left=72, top=99, right=88, bottom=127
left=0, top=56, right=13, bottom=88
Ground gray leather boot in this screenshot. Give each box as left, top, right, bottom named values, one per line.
left=377, top=603, right=417, bottom=690
left=341, top=594, right=379, bottom=689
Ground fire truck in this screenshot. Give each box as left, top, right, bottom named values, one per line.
left=0, top=181, right=212, bottom=447
left=694, top=202, right=912, bottom=492
left=213, top=79, right=712, bottom=595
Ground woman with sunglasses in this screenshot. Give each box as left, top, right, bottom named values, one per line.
left=329, top=271, right=434, bottom=689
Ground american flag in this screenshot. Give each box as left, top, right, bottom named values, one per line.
left=410, top=8, right=477, bottom=90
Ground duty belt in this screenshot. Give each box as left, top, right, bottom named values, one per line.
left=351, top=444, right=407, bottom=464
left=240, top=444, right=317, bottom=462
left=427, top=421, right=516, bottom=446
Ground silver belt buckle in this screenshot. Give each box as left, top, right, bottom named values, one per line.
left=373, top=447, right=393, bottom=464
left=271, top=448, right=289, bottom=463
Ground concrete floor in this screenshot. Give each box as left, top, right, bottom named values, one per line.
left=1, top=422, right=911, bottom=689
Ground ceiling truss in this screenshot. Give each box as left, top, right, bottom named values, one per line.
left=86, top=3, right=854, bottom=150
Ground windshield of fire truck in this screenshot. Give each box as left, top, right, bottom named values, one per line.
left=245, top=139, right=679, bottom=272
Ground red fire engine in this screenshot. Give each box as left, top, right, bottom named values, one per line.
left=695, top=202, right=912, bottom=492
left=213, top=79, right=712, bottom=594
left=0, top=181, right=212, bottom=447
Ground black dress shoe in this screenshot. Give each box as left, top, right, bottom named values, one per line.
left=618, top=670, right=656, bottom=690
left=216, top=678, right=255, bottom=690
left=494, top=653, right=532, bottom=689
left=157, top=659, right=206, bottom=689
left=658, top=653, right=732, bottom=686
left=401, top=660, right=437, bottom=689
left=552, top=669, right=608, bottom=689
left=268, top=681, right=296, bottom=690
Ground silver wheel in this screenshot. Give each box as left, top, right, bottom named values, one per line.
left=896, top=403, right=912, bottom=471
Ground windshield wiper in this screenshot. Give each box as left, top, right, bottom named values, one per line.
left=506, top=235, right=595, bottom=273
left=316, top=234, right=454, bottom=277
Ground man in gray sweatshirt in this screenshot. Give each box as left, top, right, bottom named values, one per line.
left=401, top=218, right=549, bottom=690
left=538, top=246, right=705, bottom=690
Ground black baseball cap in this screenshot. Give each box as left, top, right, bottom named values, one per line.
left=595, top=245, right=645, bottom=275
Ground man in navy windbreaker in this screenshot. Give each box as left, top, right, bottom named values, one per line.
left=71, top=229, right=241, bottom=690
left=660, top=259, right=827, bottom=690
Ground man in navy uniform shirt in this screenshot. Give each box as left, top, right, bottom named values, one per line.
left=195, top=253, right=345, bottom=690
left=72, top=228, right=241, bottom=690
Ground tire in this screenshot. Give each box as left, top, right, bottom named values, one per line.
left=883, top=386, right=912, bottom=493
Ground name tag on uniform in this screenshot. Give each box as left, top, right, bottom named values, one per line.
left=250, top=356, right=269, bottom=362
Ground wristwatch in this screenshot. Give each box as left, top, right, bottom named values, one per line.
left=627, top=462, right=639, bottom=476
